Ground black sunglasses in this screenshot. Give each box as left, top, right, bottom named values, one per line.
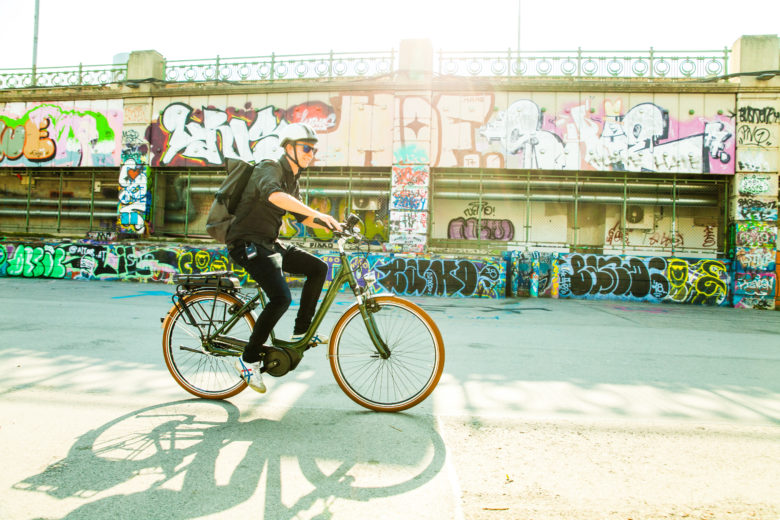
left=299, top=144, right=317, bottom=155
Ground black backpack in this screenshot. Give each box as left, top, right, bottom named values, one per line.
left=205, top=158, right=255, bottom=243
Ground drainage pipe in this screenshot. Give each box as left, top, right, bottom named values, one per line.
left=0, top=209, right=116, bottom=218
left=164, top=176, right=197, bottom=224
left=434, top=191, right=716, bottom=206
left=433, top=178, right=713, bottom=191
left=0, top=197, right=117, bottom=207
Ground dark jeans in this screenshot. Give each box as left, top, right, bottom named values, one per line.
left=229, top=240, right=327, bottom=362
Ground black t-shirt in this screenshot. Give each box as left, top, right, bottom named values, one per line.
left=226, top=155, right=307, bottom=244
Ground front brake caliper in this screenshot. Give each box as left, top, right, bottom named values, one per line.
left=366, top=297, right=381, bottom=313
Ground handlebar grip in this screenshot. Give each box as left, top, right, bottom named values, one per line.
left=314, top=217, right=340, bottom=231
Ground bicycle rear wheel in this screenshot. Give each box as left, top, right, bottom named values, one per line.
left=329, top=296, right=445, bottom=412
left=162, top=291, right=253, bottom=399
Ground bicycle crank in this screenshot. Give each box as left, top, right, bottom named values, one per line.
left=262, top=346, right=303, bottom=377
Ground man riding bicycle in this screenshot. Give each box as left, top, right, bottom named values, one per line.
left=227, top=123, right=341, bottom=393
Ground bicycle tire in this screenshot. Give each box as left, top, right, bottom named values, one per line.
left=162, top=291, right=253, bottom=399
left=328, top=296, right=444, bottom=412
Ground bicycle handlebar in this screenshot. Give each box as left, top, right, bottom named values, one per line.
left=313, top=213, right=364, bottom=242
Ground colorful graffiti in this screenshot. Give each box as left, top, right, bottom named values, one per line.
left=389, top=164, right=430, bottom=251
left=149, top=101, right=336, bottom=166
left=735, top=246, right=777, bottom=272
left=1, top=241, right=506, bottom=299
left=3, top=244, right=68, bottom=278
left=11, top=238, right=772, bottom=308
left=446, top=200, right=515, bottom=241
left=478, top=98, right=735, bottom=174
left=373, top=256, right=504, bottom=298
left=390, top=187, right=428, bottom=210
left=389, top=210, right=427, bottom=235
left=734, top=272, right=776, bottom=296
left=558, top=254, right=729, bottom=305
left=0, top=102, right=122, bottom=167
left=506, top=251, right=556, bottom=297
left=117, top=159, right=150, bottom=233
left=144, top=92, right=737, bottom=174
left=735, top=221, right=777, bottom=248
left=737, top=174, right=775, bottom=196
left=392, top=164, right=430, bottom=186
left=278, top=195, right=389, bottom=245
left=733, top=295, right=776, bottom=310
left=448, top=218, right=515, bottom=241
left=735, top=197, right=778, bottom=221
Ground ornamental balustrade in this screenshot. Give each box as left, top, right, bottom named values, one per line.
left=0, top=48, right=730, bottom=89
left=0, top=63, right=127, bottom=89
left=438, top=48, right=730, bottom=78
left=163, top=51, right=396, bottom=82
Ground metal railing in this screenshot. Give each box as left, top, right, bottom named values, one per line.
left=0, top=63, right=126, bottom=89
left=437, top=48, right=731, bottom=79
left=163, top=51, right=396, bottom=83
left=0, top=47, right=732, bottom=89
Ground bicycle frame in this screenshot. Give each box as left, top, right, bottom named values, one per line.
left=186, top=234, right=390, bottom=360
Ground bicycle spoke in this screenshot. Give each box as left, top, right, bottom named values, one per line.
left=330, top=298, right=443, bottom=411
left=163, top=292, right=252, bottom=399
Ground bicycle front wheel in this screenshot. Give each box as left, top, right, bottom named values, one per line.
left=329, top=296, right=445, bottom=412
left=162, top=291, right=253, bottom=399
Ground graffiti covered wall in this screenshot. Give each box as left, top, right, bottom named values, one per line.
left=147, top=100, right=338, bottom=166
left=0, top=101, right=123, bottom=167
left=0, top=241, right=506, bottom=299
left=3, top=239, right=740, bottom=306
left=732, top=98, right=779, bottom=310
left=479, top=95, right=735, bottom=174
left=557, top=253, right=730, bottom=305
left=144, top=92, right=735, bottom=174
left=507, top=251, right=558, bottom=297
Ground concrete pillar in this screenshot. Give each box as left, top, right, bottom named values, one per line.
left=386, top=39, right=434, bottom=253
left=126, top=50, right=165, bottom=82
left=731, top=92, right=780, bottom=309
left=398, top=39, right=433, bottom=82
left=389, top=97, right=433, bottom=252
left=116, top=95, right=156, bottom=236
left=730, top=35, right=780, bottom=86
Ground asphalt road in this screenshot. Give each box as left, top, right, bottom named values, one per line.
left=1, top=277, right=779, bottom=520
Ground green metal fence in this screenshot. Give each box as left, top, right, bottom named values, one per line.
left=1, top=166, right=730, bottom=257
left=0, top=47, right=731, bottom=89
left=437, top=48, right=730, bottom=78
left=163, top=51, right=396, bottom=83
left=428, top=168, right=730, bottom=256
left=0, top=63, right=126, bottom=89
left=0, top=168, right=121, bottom=235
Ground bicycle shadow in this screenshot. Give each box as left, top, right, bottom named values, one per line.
left=14, top=399, right=447, bottom=520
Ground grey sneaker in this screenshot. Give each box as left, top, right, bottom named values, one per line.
left=291, top=332, right=329, bottom=345
left=235, top=358, right=266, bottom=393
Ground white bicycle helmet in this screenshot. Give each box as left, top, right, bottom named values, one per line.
left=278, top=123, right=318, bottom=147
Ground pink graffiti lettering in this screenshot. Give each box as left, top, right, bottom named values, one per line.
left=448, top=217, right=515, bottom=241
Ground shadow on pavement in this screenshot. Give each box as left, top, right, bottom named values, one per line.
left=14, top=399, right=446, bottom=520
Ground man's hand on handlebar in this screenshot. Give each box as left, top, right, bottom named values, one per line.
left=313, top=212, right=342, bottom=232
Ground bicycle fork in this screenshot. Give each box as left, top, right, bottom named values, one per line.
left=359, top=298, right=391, bottom=359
